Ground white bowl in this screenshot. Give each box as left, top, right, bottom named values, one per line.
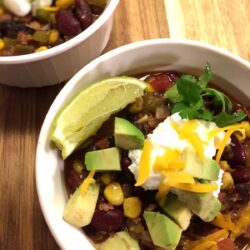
left=0, top=0, right=119, bottom=87
left=36, top=39, right=250, bottom=250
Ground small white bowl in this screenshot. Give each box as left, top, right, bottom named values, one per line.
left=36, top=39, right=250, bottom=250
left=0, top=0, right=120, bottom=87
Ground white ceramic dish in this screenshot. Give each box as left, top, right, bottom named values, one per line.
left=36, top=39, right=250, bottom=250
left=0, top=0, right=119, bottom=87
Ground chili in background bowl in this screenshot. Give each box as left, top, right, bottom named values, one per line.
left=36, top=39, right=250, bottom=250
left=0, top=0, right=119, bottom=87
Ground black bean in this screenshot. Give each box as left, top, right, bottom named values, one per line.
left=231, top=168, right=250, bottom=183
left=0, top=20, right=33, bottom=38
left=75, top=0, right=93, bottom=30
left=121, top=156, right=132, bottom=170
left=56, top=9, right=81, bottom=36
left=229, top=135, right=246, bottom=166
left=90, top=208, right=124, bottom=231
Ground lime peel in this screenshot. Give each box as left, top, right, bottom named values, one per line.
left=50, top=76, right=146, bottom=159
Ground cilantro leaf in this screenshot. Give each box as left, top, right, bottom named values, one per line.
left=196, top=108, right=213, bottom=121
left=198, top=63, right=212, bottom=89
left=201, top=88, right=233, bottom=113
left=164, top=84, right=183, bottom=103
left=177, top=75, right=202, bottom=104
left=213, top=111, right=247, bottom=127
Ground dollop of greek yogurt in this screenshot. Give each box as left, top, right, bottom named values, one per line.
left=128, top=113, right=226, bottom=195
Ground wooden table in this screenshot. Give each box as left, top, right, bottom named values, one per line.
left=0, top=0, right=249, bottom=249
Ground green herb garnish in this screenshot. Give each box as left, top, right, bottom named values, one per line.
left=164, top=63, right=246, bottom=127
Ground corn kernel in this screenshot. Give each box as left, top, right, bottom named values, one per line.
left=35, top=46, right=48, bottom=52
left=73, top=161, right=83, bottom=174
left=0, top=39, right=5, bottom=50
left=222, top=172, right=234, bottom=190
left=235, top=129, right=246, bottom=142
left=123, top=197, right=142, bottom=219
left=129, top=97, right=144, bottom=113
left=104, top=182, right=124, bottom=206
left=220, top=161, right=233, bottom=172
left=100, top=172, right=112, bottom=185
left=56, top=0, right=74, bottom=9
left=49, top=29, right=59, bottom=44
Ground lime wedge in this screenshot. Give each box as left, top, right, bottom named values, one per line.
left=50, top=76, right=146, bottom=159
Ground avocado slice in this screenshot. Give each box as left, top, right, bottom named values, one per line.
left=172, top=189, right=221, bottom=222
left=182, top=147, right=220, bottom=181
left=85, top=147, right=121, bottom=171
left=114, top=117, right=144, bottom=150
left=96, top=231, right=140, bottom=250
left=161, top=193, right=192, bottom=230
left=63, top=183, right=99, bottom=227
left=143, top=211, right=182, bottom=250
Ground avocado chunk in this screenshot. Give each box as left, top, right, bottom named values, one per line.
left=182, top=147, right=220, bottom=181
left=114, top=117, right=144, bottom=150
left=161, top=193, right=192, bottom=230
left=143, top=211, right=182, bottom=250
left=85, top=147, right=121, bottom=171
left=63, top=183, right=99, bottom=227
left=96, top=231, right=140, bottom=250
left=171, top=189, right=221, bottom=222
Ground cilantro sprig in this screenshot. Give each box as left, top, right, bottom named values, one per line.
left=164, top=63, right=246, bottom=127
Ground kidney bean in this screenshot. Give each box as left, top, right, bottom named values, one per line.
left=75, top=0, right=93, bottom=30
left=56, top=9, right=81, bottom=36
left=231, top=168, right=250, bottom=183
left=244, top=138, right=250, bottom=168
left=64, top=167, right=83, bottom=193
left=229, top=135, right=246, bottom=166
left=91, top=208, right=124, bottom=231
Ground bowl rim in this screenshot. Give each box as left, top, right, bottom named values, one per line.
left=0, top=0, right=120, bottom=64
left=36, top=38, right=250, bottom=249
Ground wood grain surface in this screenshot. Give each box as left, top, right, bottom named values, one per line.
left=0, top=0, right=249, bottom=249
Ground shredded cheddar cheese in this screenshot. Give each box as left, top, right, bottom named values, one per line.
left=186, top=229, right=229, bottom=250
left=212, top=212, right=239, bottom=233
left=169, top=182, right=218, bottom=193
left=135, top=140, right=152, bottom=186
left=230, top=202, right=250, bottom=240
left=155, top=182, right=170, bottom=206
left=80, top=170, right=95, bottom=194
left=154, top=148, right=184, bottom=172
left=171, top=120, right=206, bottom=160
left=162, top=171, right=195, bottom=184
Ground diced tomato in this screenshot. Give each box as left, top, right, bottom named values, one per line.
left=145, top=73, right=174, bottom=92
left=217, top=237, right=236, bottom=250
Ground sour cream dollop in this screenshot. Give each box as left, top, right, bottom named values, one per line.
left=128, top=113, right=226, bottom=193
left=3, top=0, right=31, bottom=17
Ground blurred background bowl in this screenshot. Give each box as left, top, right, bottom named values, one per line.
left=36, top=39, right=250, bottom=250
left=0, top=0, right=120, bottom=87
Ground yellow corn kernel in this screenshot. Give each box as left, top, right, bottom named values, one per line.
left=221, top=172, right=234, bottom=190
left=49, top=29, right=59, bottom=44
left=0, top=39, right=5, bottom=50
left=73, top=161, right=83, bottom=174
left=219, top=160, right=232, bottom=171
left=100, top=172, right=112, bottom=185
left=35, top=46, right=48, bottom=52
left=129, top=97, right=144, bottom=113
left=123, top=197, right=142, bottom=219
left=104, top=182, right=124, bottom=206
left=56, top=0, right=74, bottom=9
left=235, top=129, right=246, bottom=142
